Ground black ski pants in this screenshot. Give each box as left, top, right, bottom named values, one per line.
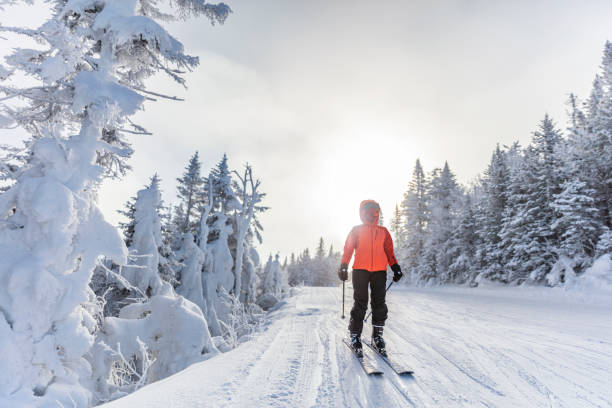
left=348, top=269, right=388, bottom=335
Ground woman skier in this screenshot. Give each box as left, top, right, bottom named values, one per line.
left=338, top=200, right=403, bottom=357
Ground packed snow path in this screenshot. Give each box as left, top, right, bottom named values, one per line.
left=104, top=286, right=612, bottom=407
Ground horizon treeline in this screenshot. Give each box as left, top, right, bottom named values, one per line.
left=286, top=237, right=342, bottom=286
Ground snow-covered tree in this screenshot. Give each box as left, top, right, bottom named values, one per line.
left=447, top=193, right=479, bottom=284
left=176, top=152, right=205, bottom=234
left=175, top=232, right=206, bottom=313
left=551, top=180, right=601, bottom=273
left=596, top=228, right=612, bottom=258
left=315, top=237, right=326, bottom=259
left=206, top=153, right=240, bottom=216
left=399, top=159, right=428, bottom=283
left=475, top=145, right=510, bottom=282
left=231, top=163, right=265, bottom=303
left=390, top=203, right=403, bottom=249
left=0, top=1, right=229, bottom=405
left=207, top=212, right=234, bottom=321
left=122, top=175, right=165, bottom=295
left=260, top=254, right=282, bottom=299
left=420, top=162, right=462, bottom=283
left=532, top=114, right=565, bottom=204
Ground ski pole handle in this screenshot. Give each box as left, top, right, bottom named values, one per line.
left=364, top=281, right=394, bottom=322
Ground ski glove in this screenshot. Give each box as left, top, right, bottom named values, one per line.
left=338, top=263, right=349, bottom=281
left=391, top=264, right=403, bottom=282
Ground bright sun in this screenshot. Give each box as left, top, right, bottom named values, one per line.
left=311, top=121, right=420, bottom=248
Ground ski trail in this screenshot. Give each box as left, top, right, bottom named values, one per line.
left=384, top=286, right=612, bottom=407
left=104, top=286, right=612, bottom=408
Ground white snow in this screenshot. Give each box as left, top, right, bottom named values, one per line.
left=101, top=285, right=612, bottom=407
left=564, top=253, right=612, bottom=293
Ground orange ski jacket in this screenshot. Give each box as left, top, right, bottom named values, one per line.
left=341, top=200, right=398, bottom=272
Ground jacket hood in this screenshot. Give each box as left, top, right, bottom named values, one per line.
left=359, top=199, right=380, bottom=225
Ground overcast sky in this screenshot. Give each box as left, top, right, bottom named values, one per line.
left=5, top=1, right=610, bottom=260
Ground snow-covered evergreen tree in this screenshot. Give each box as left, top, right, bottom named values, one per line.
left=475, top=145, right=510, bottom=282
left=516, top=118, right=563, bottom=283
left=315, top=237, right=326, bottom=259
left=399, top=159, right=428, bottom=283
left=420, top=162, right=462, bottom=283
left=595, top=228, right=612, bottom=258
left=175, top=232, right=206, bottom=313
left=259, top=254, right=283, bottom=304
left=122, top=175, right=165, bottom=295
left=207, top=212, right=234, bottom=323
left=206, top=153, right=240, bottom=217
left=551, top=180, right=601, bottom=273
left=390, top=203, right=403, bottom=249
left=504, top=146, right=556, bottom=283
left=533, top=114, right=565, bottom=204
left=175, top=152, right=205, bottom=234
left=447, top=193, right=478, bottom=284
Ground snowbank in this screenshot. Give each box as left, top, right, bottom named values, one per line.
left=564, top=254, right=612, bottom=293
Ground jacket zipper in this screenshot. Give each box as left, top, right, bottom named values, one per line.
left=371, top=226, right=375, bottom=270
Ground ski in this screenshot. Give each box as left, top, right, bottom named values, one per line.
left=343, top=338, right=383, bottom=376
left=364, top=342, right=414, bottom=376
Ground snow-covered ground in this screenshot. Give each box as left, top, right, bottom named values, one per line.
left=103, top=285, right=612, bottom=407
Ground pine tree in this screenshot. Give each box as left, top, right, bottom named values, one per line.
left=316, top=237, right=326, bottom=259
left=118, top=175, right=176, bottom=286
left=328, top=244, right=335, bottom=258
left=299, top=248, right=312, bottom=286
left=505, top=146, right=557, bottom=283
left=551, top=180, right=601, bottom=272
left=498, top=144, right=529, bottom=282
left=587, top=43, right=612, bottom=228
left=532, top=115, right=564, bottom=202
left=205, top=153, right=240, bottom=217
left=399, top=159, right=428, bottom=283
left=122, top=174, right=167, bottom=296
left=448, top=193, right=478, bottom=284
left=476, top=145, right=510, bottom=282
left=420, top=162, right=461, bottom=283
left=390, top=204, right=403, bottom=248
left=176, top=151, right=205, bottom=234
left=595, top=228, right=612, bottom=257
left=118, top=193, right=138, bottom=248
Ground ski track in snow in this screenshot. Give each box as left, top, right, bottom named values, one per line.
left=103, top=286, right=612, bottom=408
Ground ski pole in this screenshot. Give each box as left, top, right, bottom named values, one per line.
left=341, top=280, right=346, bottom=319
left=364, top=281, right=394, bottom=323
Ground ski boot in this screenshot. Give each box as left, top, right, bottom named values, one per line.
left=371, top=326, right=387, bottom=357
left=349, top=332, right=363, bottom=358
